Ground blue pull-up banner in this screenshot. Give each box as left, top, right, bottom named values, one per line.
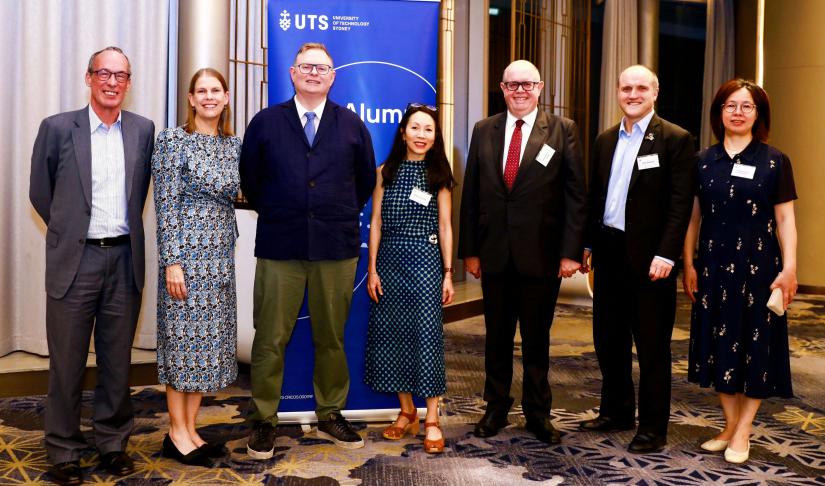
left=266, top=0, right=440, bottom=417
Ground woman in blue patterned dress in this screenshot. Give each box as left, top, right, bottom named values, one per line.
left=365, top=104, right=455, bottom=454
left=682, top=79, right=798, bottom=464
left=151, top=68, right=241, bottom=466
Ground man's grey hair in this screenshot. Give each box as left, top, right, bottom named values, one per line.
left=87, top=46, right=131, bottom=74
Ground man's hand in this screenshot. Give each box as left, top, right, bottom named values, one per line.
left=464, top=256, right=482, bottom=279
left=558, top=258, right=581, bottom=278
left=648, top=258, right=673, bottom=281
left=579, top=249, right=592, bottom=274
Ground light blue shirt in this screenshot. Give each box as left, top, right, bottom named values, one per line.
left=87, top=106, right=129, bottom=238
left=603, top=110, right=654, bottom=231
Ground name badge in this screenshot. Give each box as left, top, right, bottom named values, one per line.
left=536, top=144, right=556, bottom=167
left=731, top=164, right=756, bottom=179
left=409, top=187, right=432, bottom=206
left=637, top=154, right=660, bottom=170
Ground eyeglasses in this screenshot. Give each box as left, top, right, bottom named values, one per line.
left=91, top=69, right=131, bottom=83
left=722, top=102, right=756, bottom=114
left=406, top=102, right=437, bottom=112
left=295, top=63, right=333, bottom=75
left=502, top=81, right=541, bottom=92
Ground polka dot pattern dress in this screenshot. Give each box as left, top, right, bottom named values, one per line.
left=151, top=127, right=241, bottom=393
left=688, top=141, right=797, bottom=399
left=364, top=160, right=446, bottom=398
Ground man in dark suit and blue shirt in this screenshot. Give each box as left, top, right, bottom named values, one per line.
left=458, top=59, right=587, bottom=445
left=240, top=42, right=376, bottom=456
left=29, top=46, right=155, bottom=485
left=579, top=65, right=696, bottom=453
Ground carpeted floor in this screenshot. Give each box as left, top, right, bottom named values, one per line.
left=1, top=293, right=824, bottom=485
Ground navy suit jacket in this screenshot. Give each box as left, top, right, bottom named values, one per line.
left=29, top=107, right=155, bottom=298
left=240, top=98, right=376, bottom=260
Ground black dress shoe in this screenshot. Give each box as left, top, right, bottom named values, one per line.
left=473, top=410, right=509, bottom=438
left=48, top=461, right=83, bottom=485
left=628, top=432, right=667, bottom=453
left=99, top=451, right=135, bottom=476
left=199, top=441, right=229, bottom=458
left=578, top=416, right=635, bottom=432
left=525, top=417, right=562, bottom=445
left=162, top=434, right=214, bottom=468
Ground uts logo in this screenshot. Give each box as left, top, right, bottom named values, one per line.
left=278, top=10, right=291, bottom=31
left=278, top=9, right=329, bottom=31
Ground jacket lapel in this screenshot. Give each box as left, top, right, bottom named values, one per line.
left=599, top=124, right=620, bottom=193
left=627, top=114, right=661, bottom=194
left=282, top=100, right=308, bottom=146
left=312, top=101, right=335, bottom=148
left=490, top=114, right=507, bottom=191
left=121, top=111, right=139, bottom=202
left=512, top=111, right=549, bottom=191
left=71, top=108, right=93, bottom=208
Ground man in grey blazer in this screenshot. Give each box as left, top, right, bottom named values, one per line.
left=29, top=46, right=155, bottom=485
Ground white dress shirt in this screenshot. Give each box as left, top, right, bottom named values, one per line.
left=501, top=107, right=539, bottom=173
left=295, top=96, right=326, bottom=131
left=87, top=106, right=129, bottom=238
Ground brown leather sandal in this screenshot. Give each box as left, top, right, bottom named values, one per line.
left=423, top=422, right=444, bottom=453
left=383, top=410, right=419, bottom=440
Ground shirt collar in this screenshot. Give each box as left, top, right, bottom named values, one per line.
left=88, top=105, right=121, bottom=133
left=619, top=109, right=655, bottom=137
left=294, top=96, right=326, bottom=122
left=506, top=107, right=539, bottom=129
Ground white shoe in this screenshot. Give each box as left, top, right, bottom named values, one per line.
left=700, top=438, right=729, bottom=452
left=724, top=441, right=750, bottom=463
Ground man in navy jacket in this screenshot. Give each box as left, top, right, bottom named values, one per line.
left=240, top=42, right=376, bottom=456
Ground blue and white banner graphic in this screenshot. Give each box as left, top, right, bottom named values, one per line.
left=267, top=0, right=440, bottom=415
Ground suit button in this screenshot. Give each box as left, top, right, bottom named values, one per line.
left=85, top=210, right=91, bottom=215
left=306, top=152, right=311, bottom=158
left=79, top=239, right=84, bottom=244
left=309, top=211, right=315, bottom=219
left=309, top=180, right=316, bottom=188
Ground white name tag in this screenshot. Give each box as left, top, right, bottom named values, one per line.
left=409, top=187, right=432, bottom=206
left=637, top=154, right=660, bottom=170
left=731, top=164, right=756, bottom=179
left=536, top=144, right=556, bottom=167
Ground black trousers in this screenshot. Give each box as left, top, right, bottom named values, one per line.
left=45, top=243, right=141, bottom=464
left=592, top=227, right=676, bottom=436
left=480, top=262, right=562, bottom=419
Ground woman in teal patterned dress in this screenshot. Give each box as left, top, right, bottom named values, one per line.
left=151, top=68, right=240, bottom=466
left=365, top=104, right=455, bottom=454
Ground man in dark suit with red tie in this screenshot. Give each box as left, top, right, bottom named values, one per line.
left=458, top=60, right=587, bottom=444
left=579, top=65, right=696, bottom=453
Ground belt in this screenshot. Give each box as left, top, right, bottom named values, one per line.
left=600, top=225, right=625, bottom=238
left=85, top=235, right=130, bottom=247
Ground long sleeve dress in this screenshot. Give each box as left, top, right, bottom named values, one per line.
left=151, top=127, right=241, bottom=392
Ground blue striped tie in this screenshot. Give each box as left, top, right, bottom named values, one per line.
left=304, top=112, right=316, bottom=145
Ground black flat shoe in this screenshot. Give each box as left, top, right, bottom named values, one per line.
left=473, top=410, right=509, bottom=438
left=525, top=417, right=562, bottom=445
left=99, top=451, right=135, bottom=476
left=628, top=432, right=667, bottom=454
left=199, top=441, right=229, bottom=458
left=578, top=416, right=635, bottom=432
left=162, top=434, right=214, bottom=467
left=48, top=461, right=82, bottom=485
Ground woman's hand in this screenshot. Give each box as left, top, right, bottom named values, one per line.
left=165, top=264, right=187, bottom=301
left=682, top=264, right=698, bottom=303
left=442, top=274, right=454, bottom=305
left=770, top=270, right=798, bottom=310
left=367, top=272, right=383, bottom=303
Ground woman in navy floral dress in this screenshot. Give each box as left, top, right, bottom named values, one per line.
left=151, top=68, right=240, bottom=466
left=682, top=79, right=798, bottom=464
left=365, top=105, right=455, bottom=454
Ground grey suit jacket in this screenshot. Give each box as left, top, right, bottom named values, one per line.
left=29, top=106, right=155, bottom=299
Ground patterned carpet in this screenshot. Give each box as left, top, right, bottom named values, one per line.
left=1, top=293, right=824, bottom=485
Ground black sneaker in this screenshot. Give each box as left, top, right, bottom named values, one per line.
left=246, top=421, right=276, bottom=459
left=316, top=414, right=365, bottom=449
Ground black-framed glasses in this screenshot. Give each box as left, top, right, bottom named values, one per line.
left=722, top=102, right=756, bottom=114
left=406, top=102, right=437, bottom=112
left=91, top=69, right=131, bottom=83
left=295, top=63, right=333, bottom=75
left=502, top=81, right=541, bottom=92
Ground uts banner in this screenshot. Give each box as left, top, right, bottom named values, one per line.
left=266, top=0, right=440, bottom=418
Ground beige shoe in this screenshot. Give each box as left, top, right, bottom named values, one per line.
left=700, top=438, right=729, bottom=452
left=724, top=441, right=750, bottom=464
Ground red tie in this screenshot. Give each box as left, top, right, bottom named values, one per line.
left=504, top=119, right=524, bottom=189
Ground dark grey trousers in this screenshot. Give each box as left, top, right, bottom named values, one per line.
left=45, top=243, right=141, bottom=464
